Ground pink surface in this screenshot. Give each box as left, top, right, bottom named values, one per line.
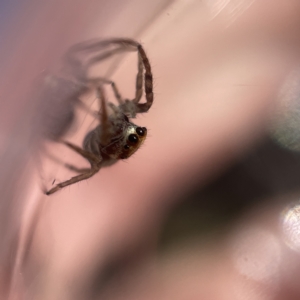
left=2, top=0, right=300, bottom=299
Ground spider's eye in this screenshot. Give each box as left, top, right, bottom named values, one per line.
left=128, top=134, right=138, bottom=144
left=124, top=145, right=130, bottom=150
left=136, top=127, right=147, bottom=137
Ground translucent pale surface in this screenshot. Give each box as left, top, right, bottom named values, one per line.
left=2, top=0, right=300, bottom=299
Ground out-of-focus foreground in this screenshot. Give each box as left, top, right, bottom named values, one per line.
left=2, top=0, right=300, bottom=299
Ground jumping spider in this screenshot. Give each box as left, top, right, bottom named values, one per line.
left=45, top=38, right=153, bottom=195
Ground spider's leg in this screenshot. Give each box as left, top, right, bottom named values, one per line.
left=86, top=39, right=145, bottom=107
left=136, top=45, right=153, bottom=113
left=66, top=38, right=137, bottom=55
left=85, top=47, right=135, bottom=72
left=107, top=102, right=120, bottom=115
left=111, top=42, right=153, bottom=115
left=133, top=50, right=144, bottom=104
left=89, top=77, right=124, bottom=105
left=65, top=46, right=134, bottom=83
left=88, top=40, right=153, bottom=113
left=45, top=150, right=94, bottom=173
left=64, top=38, right=141, bottom=83
left=62, top=140, right=101, bottom=164
left=45, top=140, right=103, bottom=195
left=97, top=87, right=112, bottom=145
left=76, top=99, right=98, bottom=118
left=118, top=50, right=144, bottom=118
left=111, top=81, right=123, bottom=105
left=45, top=166, right=100, bottom=195
left=64, top=164, right=91, bottom=173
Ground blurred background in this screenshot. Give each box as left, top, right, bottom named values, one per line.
left=2, top=0, right=300, bottom=299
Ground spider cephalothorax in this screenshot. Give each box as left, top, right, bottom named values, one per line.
left=83, top=112, right=147, bottom=163
left=45, top=38, right=153, bottom=195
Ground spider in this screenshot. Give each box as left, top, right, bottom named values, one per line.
left=45, top=38, right=153, bottom=195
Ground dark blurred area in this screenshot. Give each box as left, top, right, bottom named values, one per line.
left=160, top=135, right=300, bottom=248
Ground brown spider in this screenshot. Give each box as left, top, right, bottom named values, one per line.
left=45, top=38, right=153, bottom=195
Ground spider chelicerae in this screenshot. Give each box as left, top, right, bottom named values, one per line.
left=44, top=38, right=153, bottom=195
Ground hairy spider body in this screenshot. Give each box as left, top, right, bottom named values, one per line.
left=83, top=115, right=147, bottom=164
left=45, top=38, right=153, bottom=195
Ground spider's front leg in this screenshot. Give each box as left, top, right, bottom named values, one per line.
left=109, top=42, right=153, bottom=117
left=45, top=141, right=102, bottom=195
left=135, top=45, right=153, bottom=114
left=66, top=38, right=154, bottom=116
left=45, top=166, right=100, bottom=195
